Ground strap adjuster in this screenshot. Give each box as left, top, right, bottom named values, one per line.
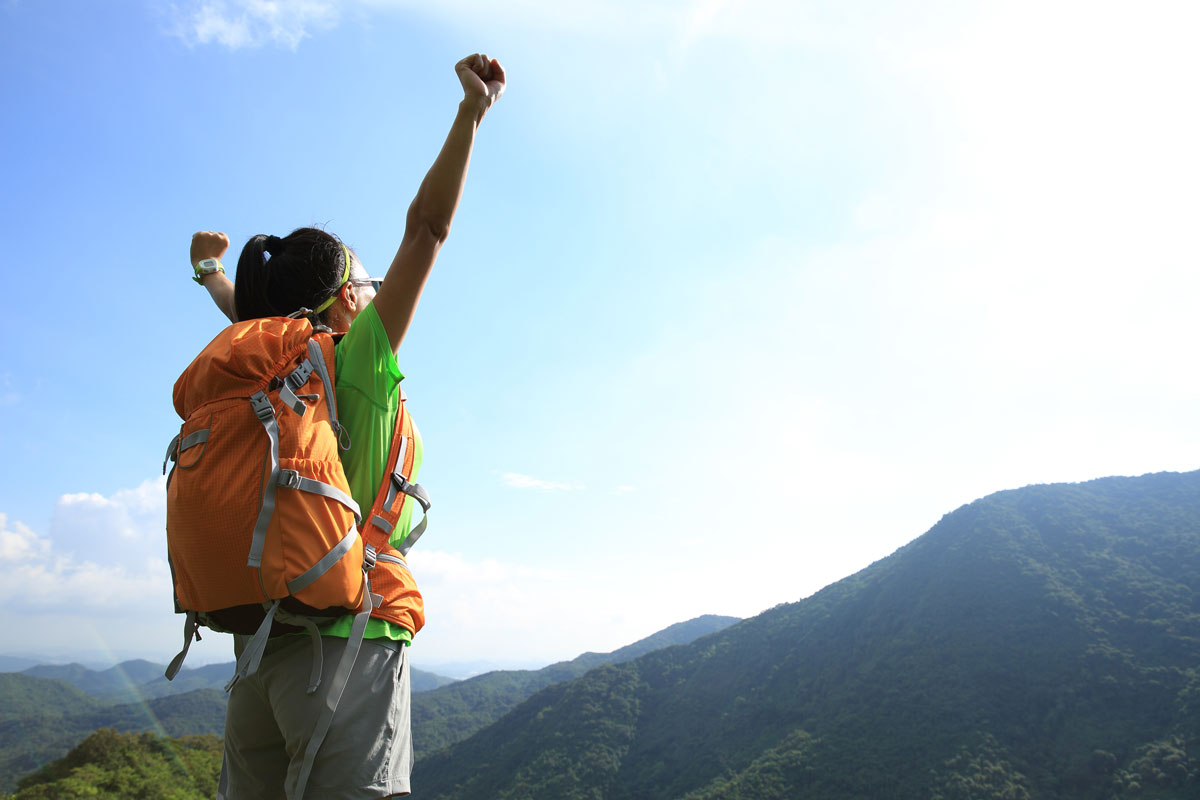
left=278, top=469, right=302, bottom=489
left=250, top=391, right=275, bottom=422
left=286, top=359, right=314, bottom=390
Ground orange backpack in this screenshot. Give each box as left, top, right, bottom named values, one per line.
left=162, top=316, right=430, bottom=687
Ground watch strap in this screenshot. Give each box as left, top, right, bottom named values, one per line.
left=193, top=258, right=225, bottom=285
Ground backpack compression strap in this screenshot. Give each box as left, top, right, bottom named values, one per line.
left=246, top=384, right=361, bottom=571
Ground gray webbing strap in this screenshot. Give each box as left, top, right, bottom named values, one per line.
left=402, top=480, right=432, bottom=513
left=273, top=608, right=325, bottom=694
left=277, top=469, right=362, bottom=524
left=216, top=754, right=230, bottom=800
left=247, top=392, right=281, bottom=569
left=399, top=512, right=427, bottom=556
left=381, top=442, right=431, bottom=518
left=299, top=616, right=324, bottom=694
left=279, top=381, right=306, bottom=417
left=308, top=339, right=349, bottom=450
left=224, top=599, right=281, bottom=692
left=286, top=526, right=360, bottom=594
left=376, top=552, right=408, bottom=569
left=180, top=428, right=210, bottom=452
left=279, top=357, right=314, bottom=416
left=163, top=429, right=211, bottom=488
left=164, top=611, right=199, bottom=680
left=291, top=571, right=378, bottom=800
left=162, top=434, right=180, bottom=475
left=382, top=469, right=431, bottom=525
left=370, top=515, right=393, bottom=534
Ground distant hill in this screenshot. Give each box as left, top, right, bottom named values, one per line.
left=413, top=614, right=741, bottom=757
left=413, top=471, right=1200, bottom=799
left=0, top=618, right=736, bottom=791
left=0, top=674, right=225, bottom=793
left=11, top=657, right=456, bottom=705
left=21, top=659, right=164, bottom=697
left=412, top=667, right=459, bottom=693
left=7, top=729, right=220, bottom=799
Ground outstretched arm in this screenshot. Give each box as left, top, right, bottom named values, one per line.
left=371, top=53, right=507, bottom=353
left=191, top=231, right=237, bottom=323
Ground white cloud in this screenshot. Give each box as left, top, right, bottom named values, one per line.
left=0, top=480, right=231, bottom=664
left=410, top=547, right=719, bottom=664
left=500, top=472, right=582, bottom=491
left=0, top=479, right=173, bottom=615
left=170, top=0, right=340, bottom=50
left=0, top=514, right=48, bottom=562
left=51, top=477, right=167, bottom=565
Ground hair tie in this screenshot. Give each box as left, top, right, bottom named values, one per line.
left=264, top=235, right=283, bottom=255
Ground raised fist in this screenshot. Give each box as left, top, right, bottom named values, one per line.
left=455, top=54, right=506, bottom=111
left=190, top=231, right=229, bottom=267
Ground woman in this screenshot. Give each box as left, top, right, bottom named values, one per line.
left=188, top=53, right=505, bottom=799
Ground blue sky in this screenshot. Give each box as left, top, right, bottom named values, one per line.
left=1, top=0, right=1198, bottom=674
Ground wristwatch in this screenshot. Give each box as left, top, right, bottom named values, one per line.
left=193, top=258, right=225, bottom=285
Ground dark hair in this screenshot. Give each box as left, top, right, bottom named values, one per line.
left=234, top=227, right=351, bottom=323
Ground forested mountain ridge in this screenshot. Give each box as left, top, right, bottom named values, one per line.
left=413, top=470, right=1200, bottom=799
left=413, top=614, right=740, bottom=756
left=0, top=675, right=225, bottom=794
left=0, top=616, right=738, bottom=792
left=7, top=658, right=456, bottom=701
left=3, top=729, right=221, bottom=800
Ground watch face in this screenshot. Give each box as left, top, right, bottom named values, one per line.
left=197, top=258, right=220, bottom=271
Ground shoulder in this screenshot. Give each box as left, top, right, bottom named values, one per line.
left=336, top=304, right=402, bottom=378
left=334, top=304, right=404, bottom=406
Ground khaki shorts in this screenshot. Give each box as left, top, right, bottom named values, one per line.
left=220, top=635, right=412, bottom=799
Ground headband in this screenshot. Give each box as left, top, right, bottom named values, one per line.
left=313, top=244, right=354, bottom=314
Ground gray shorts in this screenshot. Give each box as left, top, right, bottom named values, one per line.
left=220, top=635, right=412, bottom=799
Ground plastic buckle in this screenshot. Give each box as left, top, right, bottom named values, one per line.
left=278, top=469, right=302, bottom=489
left=250, top=392, right=275, bottom=422
left=363, top=544, right=377, bottom=571
left=286, top=359, right=314, bottom=390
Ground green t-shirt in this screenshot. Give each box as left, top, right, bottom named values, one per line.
left=319, top=302, right=423, bottom=643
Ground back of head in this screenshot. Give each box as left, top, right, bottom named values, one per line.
left=234, top=227, right=349, bottom=322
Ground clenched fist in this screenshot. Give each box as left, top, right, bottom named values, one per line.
left=191, top=231, right=229, bottom=268
left=456, top=54, right=506, bottom=113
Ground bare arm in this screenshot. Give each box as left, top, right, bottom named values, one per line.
left=371, top=53, right=506, bottom=353
left=191, top=231, right=237, bottom=323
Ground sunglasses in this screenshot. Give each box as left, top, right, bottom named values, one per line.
left=350, top=278, right=384, bottom=292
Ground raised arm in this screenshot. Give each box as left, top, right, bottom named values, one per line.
left=191, top=230, right=238, bottom=323
left=371, top=53, right=507, bottom=353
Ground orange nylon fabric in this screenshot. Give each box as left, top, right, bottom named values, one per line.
left=360, top=399, right=426, bottom=635
left=167, top=318, right=365, bottom=618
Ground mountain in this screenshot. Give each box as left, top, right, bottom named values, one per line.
left=413, top=615, right=740, bottom=757
left=7, top=729, right=221, bottom=799
left=412, top=470, right=1200, bottom=799
left=11, top=658, right=456, bottom=705
left=412, top=668, right=459, bottom=693
left=0, top=618, right=735, bottom=791
left=21, top=659, right=164, bottom=697
left=0, top=674, right=225, bottom=793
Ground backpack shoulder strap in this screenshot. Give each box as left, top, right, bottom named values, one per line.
left=362, top=400, right=430, bottom=554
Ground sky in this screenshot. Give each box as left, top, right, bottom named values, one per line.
left=1, top=0, right=1198, bottom=676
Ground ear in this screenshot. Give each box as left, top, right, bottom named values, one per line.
left=340, top=281, right=360, bottom=314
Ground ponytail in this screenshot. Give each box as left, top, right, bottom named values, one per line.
left=233, top=228, right=350, bottom=323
